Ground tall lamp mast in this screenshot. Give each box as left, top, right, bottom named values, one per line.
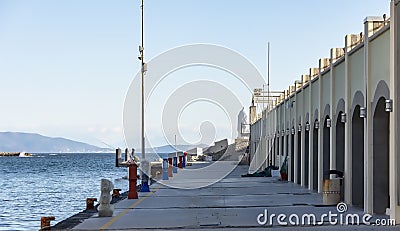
left=140, top=0, right=145, bottom=161
left=139, top=0, right=150, bottom=192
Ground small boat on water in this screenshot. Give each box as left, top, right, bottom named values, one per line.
left=19, top=152, right=32, bottom=157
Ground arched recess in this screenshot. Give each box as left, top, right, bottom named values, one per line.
left=312, top=109, right=319, bottom=191
left=290, top=118, right=295, bottom=182
left=281, top=123, right=285, bottom=168
left=290, top=126, right=295, bottom=182
left=351, top=91, right=365, bottom=208
left=371, top=80, right=390, bottom=114
left=286, top=121, right=289, bottom=162
left=304, top=113, right=310, bottom=187
left=322, top=105, right=331, bottom=179
left=335, top=99, right=345, bottom=173
left=274, top=130, right=278, bottom=166
left=372, top=81, right=390, bottom=215
left=296, top=116, right=302, bottom=185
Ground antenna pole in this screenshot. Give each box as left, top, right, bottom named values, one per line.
left=140, top=0, right=145, bottom=160
left=175, top=135, right=177, bottom=157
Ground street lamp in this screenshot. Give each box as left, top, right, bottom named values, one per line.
left=305, top=123, right=310, bottom=131
left=139, top=0, right=150, bottom=192
left=314, top=121, right=320, bottom=129
left=385, top=99, right=393, bottom=112
left=360, top=107, right=366, bottom=118
left=326, top=118, right=332, bottom=128
left=341, top=113, right=347, bottom=123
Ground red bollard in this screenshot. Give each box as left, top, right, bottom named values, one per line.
left=41, top=216, right=55, bottom=230
left=86, top=198, right=97, bottom=210
left=178, top=156, right=183, bottom=168
left=168, top=157, right=173, bottom=177
left=128, top=164, right=138, bottom=199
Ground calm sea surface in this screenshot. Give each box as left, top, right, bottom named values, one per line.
left=0, top=153, right=129, bottom=231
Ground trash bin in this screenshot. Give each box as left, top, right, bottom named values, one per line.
left=322, top=170, right=343, bottom=205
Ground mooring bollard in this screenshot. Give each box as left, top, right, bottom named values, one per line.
left=97, top=179, right=114, bottom=217
left=115, top=148, right=122, bottom=167
left=162, top=157, right=169, bottom=180
left=178, top=156, right=183, bottom=168
left=128, top=164, right=138, bottom=199
left=112, top=189, right=122, bottom=198
left=86, top=198, right=97, bottom=210
left=173, top=156, right=178, bottom=173
left=168, top=157, right=173, bottom=177
left=124, top=148, right=129, bottom=162
left=182, top=152, right=187, bottom=168
left=140, top=160, right=151, bottom=192
left=40, top=216, right=55, bottom=230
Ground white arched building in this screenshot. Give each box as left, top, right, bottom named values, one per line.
left=249, top=0, right=400, bottom=223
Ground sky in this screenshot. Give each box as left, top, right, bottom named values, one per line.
left=0, top=0, right=390, bottom=149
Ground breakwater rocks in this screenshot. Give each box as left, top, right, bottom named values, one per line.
left=0, top=152, right=32, bottom=157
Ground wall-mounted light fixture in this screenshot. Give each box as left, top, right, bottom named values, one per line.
left=341, top=113, right=347, bottom=123
left=305, top=123, right=310, bottom=131
left=360, top=107, right=366, bottom=118
left=385, top=99, right=393, bottom=112
left=326, top=118, right=332, bottom=128
left=142, top=63, right=148, bottom=73
left=315, top=121, right=320, bottom=129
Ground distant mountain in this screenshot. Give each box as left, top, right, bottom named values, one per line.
left=0, top=132, right=111, bottom=153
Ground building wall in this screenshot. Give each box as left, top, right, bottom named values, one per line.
left=249, top=3, right=400, bottom=223
left=333, top=61, right=346, bottom=109
left=349, top=47, right=364, bottom=104
left=370, top=30, right=391, bottom=96
left=311, top=80, right=320, bottom=119
left=321, top=72, right=331, bottom=111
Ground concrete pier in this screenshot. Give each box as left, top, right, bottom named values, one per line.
left=72, top=161, right=397, bottom=230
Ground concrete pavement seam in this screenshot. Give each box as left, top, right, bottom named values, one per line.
left=99, top=186, right=162, bottom=230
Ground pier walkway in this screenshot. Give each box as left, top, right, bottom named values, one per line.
left=72, top=161, right=397, bottom=230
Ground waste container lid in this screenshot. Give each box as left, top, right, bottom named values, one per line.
left=324, top=170, right=344, bottom=178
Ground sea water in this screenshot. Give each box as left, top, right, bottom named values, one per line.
left=0, top=153, right=131, bottom=231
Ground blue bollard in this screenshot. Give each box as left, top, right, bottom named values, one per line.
left=141, top=180, right=150, bottom=192
left=140, top=160, right=150, bottom=192
left=173, top=156, right=178, bottom=173
left=162, top=158, right=169, bottom=180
